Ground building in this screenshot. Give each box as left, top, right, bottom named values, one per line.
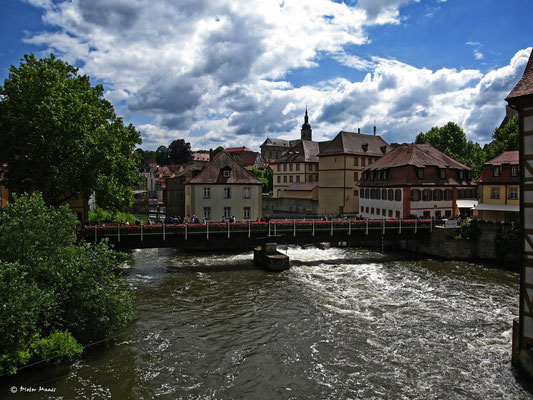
left=0, top=164, right=8, bottom=207
left=474, top=151, right=519, bottom=222
left=318, top=129, right=390, bottom=215
left=224, top=146, right=265, bottom=169
left=191, top=152, right=210, bottom=162
left=145, top=165, right=182, bottom=201
left=260, top=108, right=313, bottom=162
left=166, top=161, right=208, bottom=218
left=358, top=143, right=477, bottom=219
left=185, top=151, right=263, bottom=221
left=505, top=46, right=533, bottom=379
left=272, top=139, right=330, bottom=198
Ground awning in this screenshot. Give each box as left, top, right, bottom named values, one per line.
left=473, top=203, right=519, bottom=212
left=456, top=200, right=478, bottom=209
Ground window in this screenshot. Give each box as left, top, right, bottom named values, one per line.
left=365, top=188, right=370, bottom=198
left=512, top=166, right=519, bottom=176
left=354, top=171, right=359, bottom=181
left=434, top=190, right=442, bottom=201
left=289, top=164, right=293, bottom=171
left=445, top=210, right=451, bottom=218
left=354, top=157, right=358, bottom=166
left=366, top=207, right=369, bottom=213
left=435, top=210, right=441, bottom=218
left=417, top=168, right=424, bottom=179
left=368, top=158, right=373, bottom=164
left=243, top=207, right=251, bottom=219
left=354, top=190, right=359, bottom=197
left=203, top=187, right=211, bottom=198
left=283, top=164, right=287, bottom=171
left=223, top=170, right=230, bottom=178
left=377, top=171, right=382, bottom=181
left=361, top=158, right=366, bottom=167
left=439, top=168, right=446, bottom=179
left=493, top=166, right=500, bottom=177
left=277, top=176, right=281, bottom=183
left=459, top=170, right=464, bottom=180
left=283, top=176, right=287, bottom=183
left=363, top=171, right=368, bottom=180
left=370, top=171, right=375, bottom=180
left=382, top=209, right=386, bottom=216
left=203, top=207, right=211, bottom=219
left=388, top=189, right=394, bottom=201
left=296, top=163, right=300, bottom=171
left=361, top=206, right=364, bottom=213
left=388, top=210, right=393, bottom=217
left=444, top=190, right=453, bottom=201
left=224, top=187, right=231, bottom=198
left=277, top=165, right=280, bottom=172
left=411, top=189, right=420, bottom=202
left=396, top=211, right=400, bottom=218
left=277, top=189, right=281, bottom=197
left=395, top=189, right=401, bottom=202
left=422, top=190, right=431, bottom=201
left=423, top=211, right=431, bottom=218
left=243, top=187, right=251, bottom=199
left=509, top=187, right=518, bottom=200
left=309, top=164, right=313, bottom=172
left=383, top=169, right=388, bottom=180
left=296, top=175, right=300, bottom=182
left=490, top=187, right=500, bottom=199
left=371, top=207, right=374, bottom=214
left=382, top=189, right=387, bottom=200
left=289, top=175, right=293, bottom=183
left=224, top=207, right=231, bottom=219
left=376, top=189, right=381, bottom=200
left=309, top=175, right=313, bottom=182
left=376, top=208, right=380, bottom=215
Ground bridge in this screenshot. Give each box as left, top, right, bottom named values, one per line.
left=78, top=218, right=433, bottom=251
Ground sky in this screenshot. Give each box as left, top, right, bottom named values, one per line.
left=1, top=0, right=532, bottom=152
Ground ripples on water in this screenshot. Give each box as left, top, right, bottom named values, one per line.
left=2, top=246, right=531, bottom=399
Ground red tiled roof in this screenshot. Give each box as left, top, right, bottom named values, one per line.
left=272, top=140, right=329, bottom=164
left=225, top=146, right=253, bottom=153
left=365, top=143, right=471, bottom=171
left=507, top=48, right=533, bottom=101
left=187, top=151, right=262, bottom=185
left=192, top=152, right=210, bottom=161
left=483, top=150, right=519, bottom=166
left=319, top=131, right=390, bottom=157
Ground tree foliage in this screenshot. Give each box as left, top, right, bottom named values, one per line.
left=251, top=166, right=273, bottom=194
left=155, top=145, right=171, bottom=166
left=484, top=114, right=519, bottom=161
left=0, top=193, right=133, bottom=375
left=415, top=122, right=485, bottom=178
left=0, top=54, right=141, bottom=210
left=168, top=139, right=192, bottom=164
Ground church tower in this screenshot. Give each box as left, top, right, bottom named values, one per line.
left=301, top=107, right=312, bottom=141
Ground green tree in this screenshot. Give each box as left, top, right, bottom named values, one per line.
left=155, top=145, right=171, bottom=166
left=0, top=54, right=141, bottom=210
left=0, top=193, right=133, bottom=375
left=415, top=122, right=484, bottom=178
left=168, top=139, right=192, bottom=164
left=484, top=114, right=519, bottom=161
left=250, top=166, right=273, bottom=194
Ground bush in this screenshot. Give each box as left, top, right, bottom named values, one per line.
left=89, top=208, right=143, bottom=224
left=31, top=331, right=83, bottom=365
left=495, top=224, right=521, bottom=271
left=0, top=193, right=133, bottom=374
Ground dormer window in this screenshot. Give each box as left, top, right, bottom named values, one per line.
left=511, top=166, right=519, bottom=176
left=370, top=171, right=375, bottom=180
left=362, top=143, right=368, bottom=152
left=493, top=166, right=500, bottom=177
left=459, top=170, right=464, bottom=180
left=383, top=169, right=388, bottom=180
left=417, top=168, right=424, bottom=179
left=363, top=171, right=368, bottom=180
left=377, top=171, right=382, bottom=181
left=223, top=170, right=230, bottom=178
left=439, top=168, right=446, bottom=179
left=380, top=146, right=387, bottom=154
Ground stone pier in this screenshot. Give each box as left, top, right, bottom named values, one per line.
left=253, top=243, right=290, bottom=272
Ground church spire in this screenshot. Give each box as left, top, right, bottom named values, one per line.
left=301, top=106, right=312, bottom=141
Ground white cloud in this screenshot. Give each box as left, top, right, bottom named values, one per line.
left=20, top=0, right=531, bottom=150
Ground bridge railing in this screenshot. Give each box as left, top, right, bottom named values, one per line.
left=78, top=218, right=433, bottom=243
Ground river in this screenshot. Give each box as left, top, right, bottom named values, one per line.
left=2, top=246, right=531, bottom=399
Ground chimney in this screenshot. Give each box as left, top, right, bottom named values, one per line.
left=209, top=148, right=214, bottom=161
left=373, top=126, right=376, bottom=136
left=358, top=127, right=360, bottom=134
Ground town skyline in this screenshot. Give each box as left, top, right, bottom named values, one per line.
left=1, top=0, right=532, bottom=151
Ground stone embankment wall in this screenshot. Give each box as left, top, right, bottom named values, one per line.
left=397, top=221, right=513, bottom=261
left=262, top=197, right=318, bottom=218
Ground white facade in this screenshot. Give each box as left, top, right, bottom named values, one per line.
left=359, top=188, right=404, bottom=219
left=185, top=184, right=262, bottom=221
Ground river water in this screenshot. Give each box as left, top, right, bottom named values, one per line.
left=2, top=246, right=532, bottom=399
